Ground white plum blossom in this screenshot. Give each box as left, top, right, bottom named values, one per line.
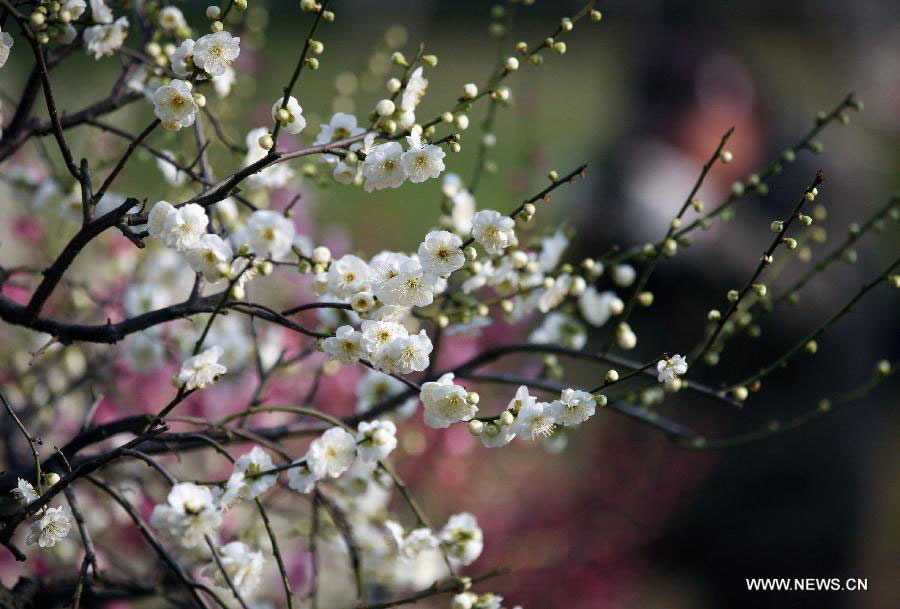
left=333, top=160, right=357, bottom=184
left=327, top=254, right=370, bottom=298
left=203, top=541, right=265, bottom=597
left=579, top=287, right=622, bottom=327
left=452, top=593, right=478, bottom=609
left=323, top=325, right=365, bottom=364
left=63, top=0, right=87, bottom=21
left=376, top=330, right=433, bottom=375
left=657, top=354, right=688, bottom=383
left=213, top=65, right=236, bottom=98
left=420, top=373, right=477, bottom=429
left=84, top=17, right=129, bottom=59
left=26, top=506, right=72, bottom=548
left=234, top=446, right=278, bottom=499
left=243, top=127, right=296, bottom=189
left=162, top=203, right=208, bottom=251
left=148, top=200, right=178, bottom=240
left=193, top=31, right=240, bottom=78
left=176, top=346, right=227, bottom=390
left=150, top=483, right=222, bottom=548
left=213, top=471, right=248, bottom=510
left=316, top=112, right=366, bottom=146
left=513, top=400, right=555, bottom=439
left=272, top=96, right=306, bottom=134
left=529, top=312, right=587, bottom=350
left=361, top=320, right=407, bottom=356
left=550, top=388, right=596, bottom=426
left=461, top=259, right=494, bottom=294
left=154, top=79, right=198, bottom=131
left=400, top=67, right=428, bottom=111
left=480, top=420, right=517, bottom=448
left=186, top=234, right=233, bottom=282
left=235, top=209, right=296, bottom=258
left=401, top=133, right=446, bottom=183
left=538, top=228, right=570, bottom=272
left=158, top=6, right=186, bottom=32
left=355, top=370, right=418, bottom=419
left=369, top=251, right=406, bottom=294
left=442, top=173, right=477, bottom=234
left=307, top=427, right=357, bottom=479
left=418, top=230, right=465, bottom=276
left=356, top=420, right=398, bottom=462
left=378, top=256, right=436, bottom=307
left=439, top=512, right=483, bottom=566
left=170, top=39, right=194, bottom=77
left=0, top=27, right=13, bottom=69
left=361, top=142, right=407, bottom=192
left=538, top=273, right=573, bottom=313
left=316, top=113, right=366, bottom=163
left=90, top=0, right=112, bottom=23
left=385, top=521, right=439, bottom=561
left=472, top=210, right=516, bottom=255
left=287, top=461, right=318, bottom=494
left=12, top=478, right=39, bottom=506
left=156, top=150, right=187, bottom=186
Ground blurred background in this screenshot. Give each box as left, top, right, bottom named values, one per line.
left=1, top=1, right=899, bottom=608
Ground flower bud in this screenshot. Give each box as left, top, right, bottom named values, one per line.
left=590, top=9, right=603, bottom=21
left=499, top=410, right=514, bottom=427
left=311, top=245, right=331, bottom=264
left=462, top=83, right=478, bottom=99
left=504, top=56, right=519, bottom=71
left=770, top=220, right=783, bottom=233
left=211, top=20, right=224, bottom=32
left=422, top=54, right=438, bottom=66
left=466, top=391, right=480, bottom=405
left=805, top=340, right=818, bottom=354
left=375, top=99, right=395, bottom=116
left=719, top=150, right=733, bottom=163
left=606, top=369, right=619, bottom=383
left=258, top=133, right=274, bottom=150
left=206, top=6, right=221, bottom=19
left=468, top=420, right=484, bottom=436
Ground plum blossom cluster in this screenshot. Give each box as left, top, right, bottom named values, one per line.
left=10, top=475, right=72, bottom=549
left=12, top=2, right=885, bottom=609
left=144, top=424, right=485, bottom=598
